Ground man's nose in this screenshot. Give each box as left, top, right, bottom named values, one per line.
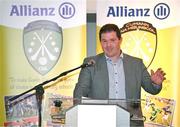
left=106, top=42, right=111, bottom=47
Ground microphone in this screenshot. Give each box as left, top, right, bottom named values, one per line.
left=81, top=59, right=95, bottom=68
left=9, top=60, right=95, bottom=102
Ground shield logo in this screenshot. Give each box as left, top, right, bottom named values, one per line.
left=23, top=20, right=63, bottom=75
left=120, top=21, right=157, bottom=68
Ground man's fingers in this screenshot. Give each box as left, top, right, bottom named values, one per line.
left=151, top=69, right=154, bottom=75
left=157, top=68, right=162, bottom=71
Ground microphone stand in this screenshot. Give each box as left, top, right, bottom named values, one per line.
left=8, top=63, right=90, bottom=127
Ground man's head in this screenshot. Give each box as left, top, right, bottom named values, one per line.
left=99, top=24, right=122, bottom=59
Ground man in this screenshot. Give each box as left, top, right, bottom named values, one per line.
left=73, top=24, right=166, bottom=126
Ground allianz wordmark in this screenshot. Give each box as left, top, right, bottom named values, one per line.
left=107, top=3, right=170, bottom=20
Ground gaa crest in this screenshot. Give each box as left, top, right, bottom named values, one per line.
left=120, top=21, right=157, bottom=68
left=23, top=20, right=63, bottom=75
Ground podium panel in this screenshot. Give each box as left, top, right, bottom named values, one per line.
left=65, top=104, right=130, bottom=127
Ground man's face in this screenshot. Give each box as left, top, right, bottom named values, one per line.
left=100, top=31, right=122, bottom=58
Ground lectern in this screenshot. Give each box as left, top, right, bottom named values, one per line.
left=65, top=104, right=130, bottom=127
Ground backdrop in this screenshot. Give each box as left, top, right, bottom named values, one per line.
left=96, top=0, right=180, bottom=126
left=0, top=0, right=86, bottom=125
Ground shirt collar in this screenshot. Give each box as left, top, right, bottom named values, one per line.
left=105, top=51, right=124, bottom=62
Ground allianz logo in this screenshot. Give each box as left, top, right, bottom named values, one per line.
left=107, top=3, right=170, bottom=20
left=9, top=2, right=76, bottom=19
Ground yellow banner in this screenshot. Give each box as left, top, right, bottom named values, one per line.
left=97, top=0, right=180, bottom=126
left=0, top=0, right=86, bottom=126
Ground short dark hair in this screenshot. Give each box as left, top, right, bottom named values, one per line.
left=99, top=24, right=121, bottom=41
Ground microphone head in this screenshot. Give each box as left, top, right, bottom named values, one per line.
left=82, top=59, right=95, bottom=68
left=87, top=59, right=96, bottom=66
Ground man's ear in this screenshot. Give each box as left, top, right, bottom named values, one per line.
left=120, top=37, right=123, bottom=44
